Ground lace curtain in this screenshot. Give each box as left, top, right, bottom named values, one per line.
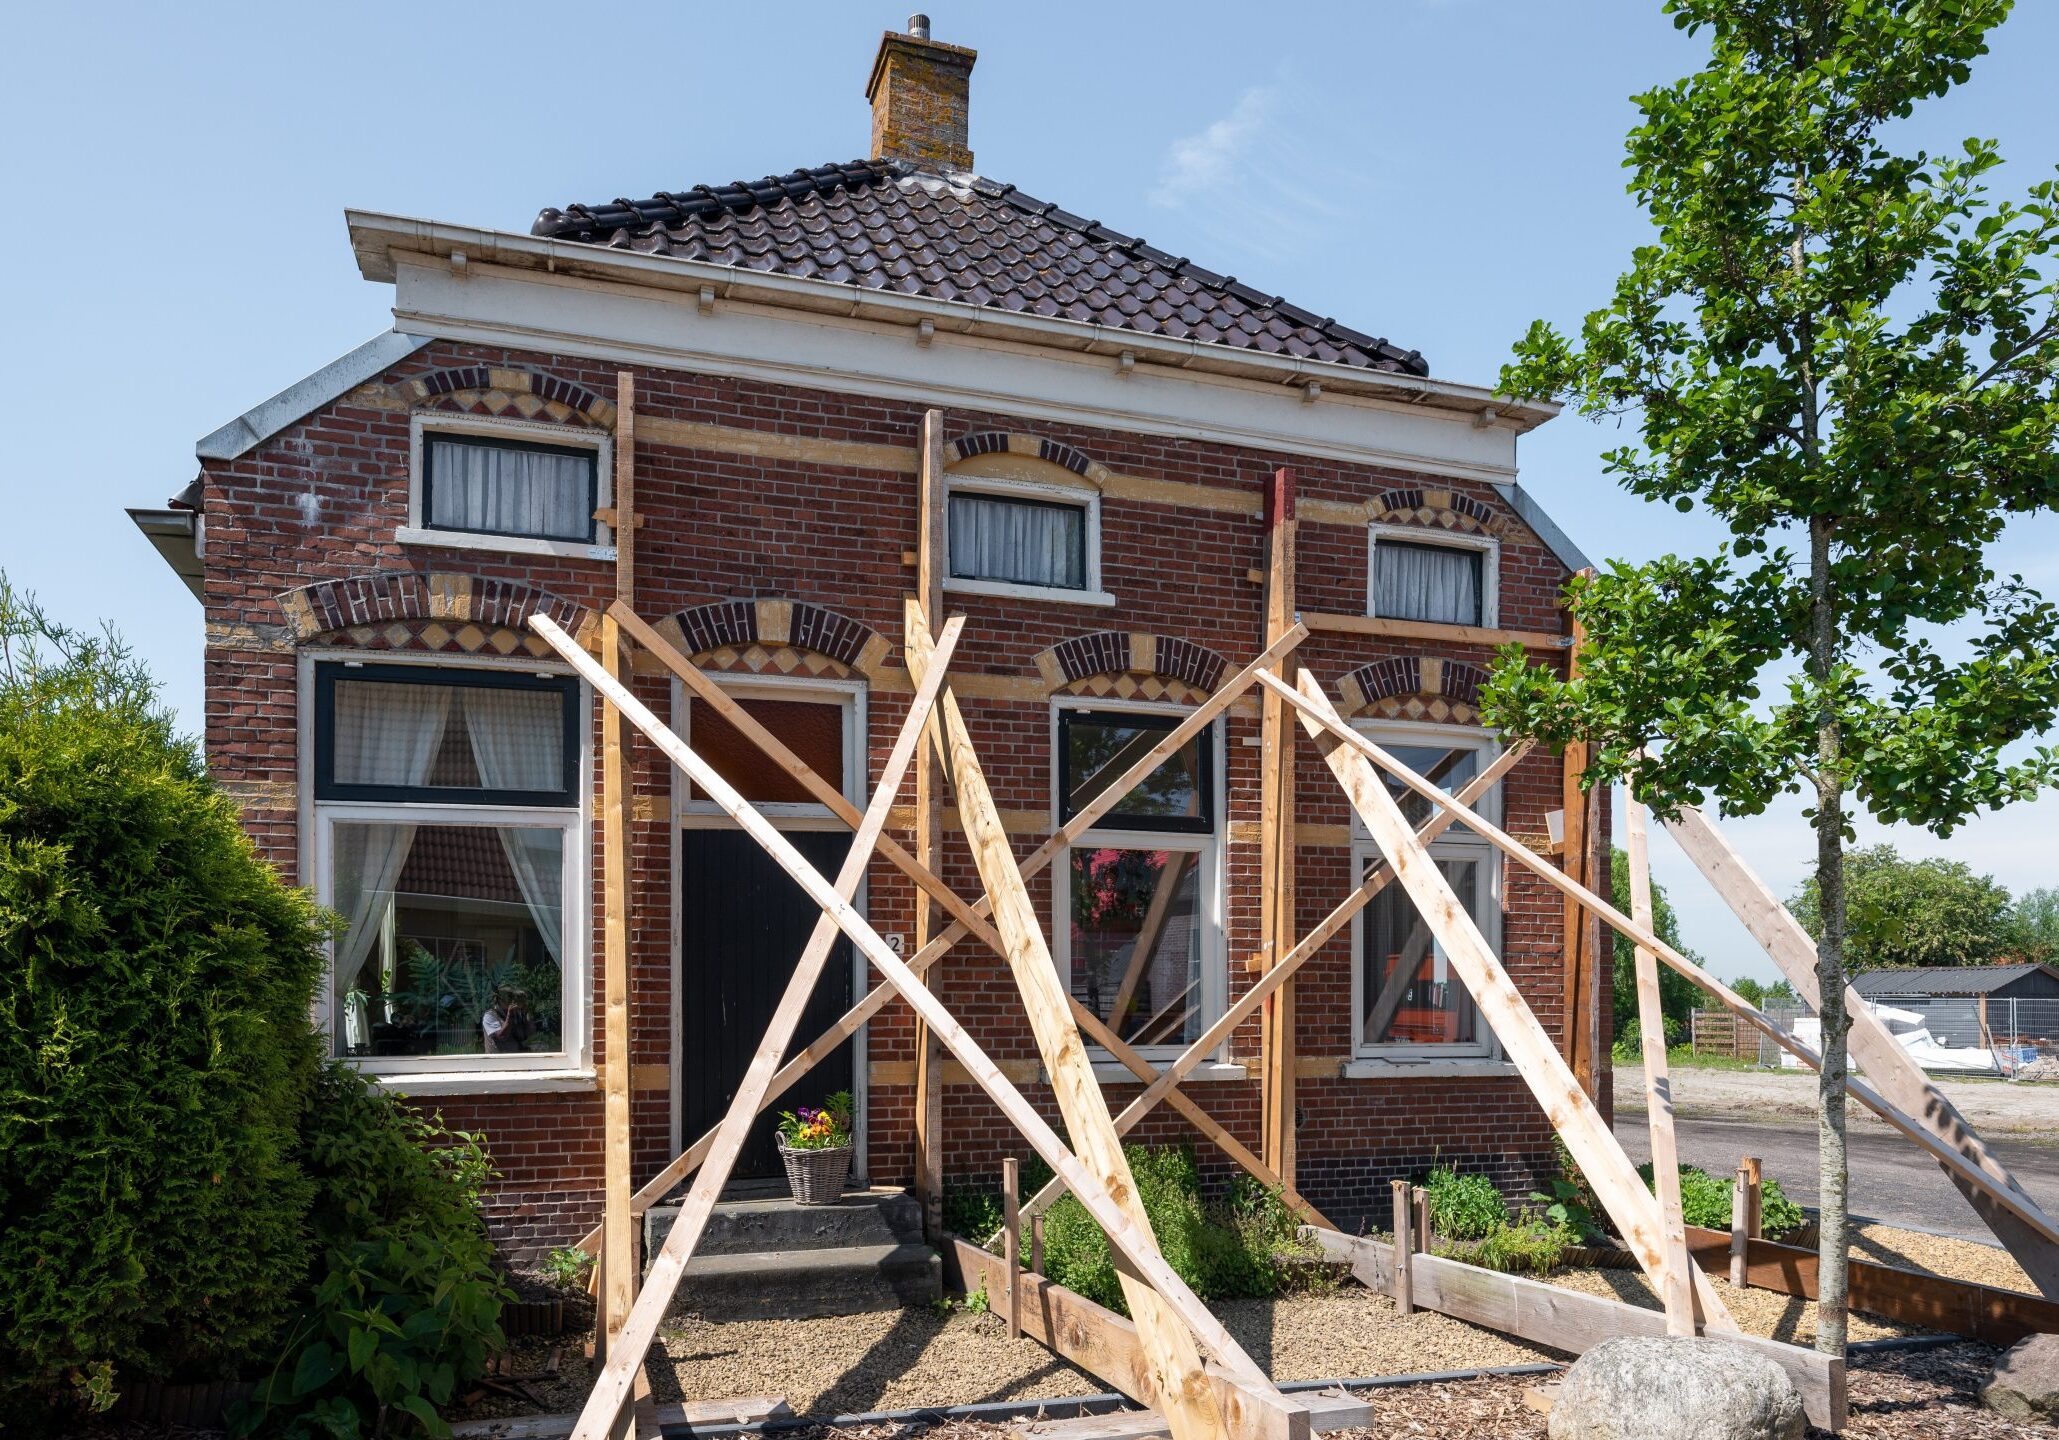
left=464, top=687, right=567, bottom=962
left=1375, top=540, right=1483, bottom=626
left=949, top=493, right=1086, bottom=589
left=428, top=437, right=591, bottom=541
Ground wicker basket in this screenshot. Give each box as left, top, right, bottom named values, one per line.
left=779, top=1139, right=852, bottom=1205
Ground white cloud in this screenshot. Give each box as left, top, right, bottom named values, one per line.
left=1150, top=87, right=1275, bottom=209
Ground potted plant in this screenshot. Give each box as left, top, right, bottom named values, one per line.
left=776, top=1091, right=854, bottom=1205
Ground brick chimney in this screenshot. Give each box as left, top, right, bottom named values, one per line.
left=866, top=14, right=977, bottom=172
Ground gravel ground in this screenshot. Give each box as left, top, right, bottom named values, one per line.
left=1620, top=1066, right=2059, bottom=1139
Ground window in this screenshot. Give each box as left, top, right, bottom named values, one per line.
left=1369, top=526, right=1497, bottom=627
left=1350, top=725, right=1503, bottom=1060
left=312, top=661, right=586, bottom=1075
left=678, top=682, right=861, bottom=824
left=1054, top=708, right=1221, bottom=1055
left=403, top=416, right=611, bottom=558
left=942, top=462, right=1107, bottom=604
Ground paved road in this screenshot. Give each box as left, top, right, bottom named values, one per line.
left=1613, top=1108, right=2059, bottom=1241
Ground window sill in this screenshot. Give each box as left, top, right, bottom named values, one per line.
left=1342, top=1057, right=1515, bottom=1080
left=364, top=1067, right=599, bottom=1096
left=396, top=526, right=616, bottom=563
left=944, top=578, right=1117, bottom=608
left=1089, top=1060, right=1247, bottom=1084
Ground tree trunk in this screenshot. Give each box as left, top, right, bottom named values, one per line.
left=1808, top=512, right=1850, bottom=1357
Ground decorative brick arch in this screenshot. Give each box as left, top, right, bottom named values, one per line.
left=659, top=598, right=891, bottom=680
left=950, top=431, right=1111, bottom=486
left=1366, top=486, right=1511, bottom=539
left=1334, top=655, right=1490, bottom=723
left=1033, top=631, right=1228, bottom=704
left=275, top=570, right=595, bottom=658
left=386, top=366, right=616, bottom=428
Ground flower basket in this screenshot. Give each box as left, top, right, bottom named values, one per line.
left=778, top=1137, right=852, bottom=1205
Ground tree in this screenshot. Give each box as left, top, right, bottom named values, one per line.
left=2007, top=885, right=2059, bottom=963
left=1608, top=846, right=1705, bottom=1044
left=1790, top=843, right=2016, bottom=969
left=1481, top=1, right=2059, bottom=1356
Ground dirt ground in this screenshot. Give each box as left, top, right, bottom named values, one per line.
left=1616, top=1064, right=2059, bottom=1138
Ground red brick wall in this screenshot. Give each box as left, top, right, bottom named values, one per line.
left=197, top=338, right=1596, bottom=1255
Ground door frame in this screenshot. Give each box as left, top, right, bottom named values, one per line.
left=669, top=672, right=871, bottom=1181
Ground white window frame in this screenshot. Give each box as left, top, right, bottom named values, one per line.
left=1049, top=696, right=1230, bottom=1072
left=398, top=412, right=616, bottom=562
left=300, top=649, right=594, bottom=1093
left=1366, top=522, right=1499, bottom=629
left=943, top=472, right=1113, bottom=607
left=669, top=672, right=872, bottom=1177
left=1347, top=719, right=1507, bottom=1069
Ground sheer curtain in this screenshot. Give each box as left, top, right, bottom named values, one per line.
left=1375, top=541, right=1483, bottom=625
left=949, top=493, right=1085, bottom=588
left=428, top=437, right=591, bottom=541
left=464, top=688, right=566, bottom=961
left=331, top=682, right=452, bottom=1034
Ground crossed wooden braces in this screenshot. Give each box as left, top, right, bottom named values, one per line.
left=526, top=603, right=2059, bottom=1440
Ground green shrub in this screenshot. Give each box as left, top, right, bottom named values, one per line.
left=1423, top=1166, right=1509, bottom=1240
left=1471, top=1216, right=1577, bottom=1275
left=0, top=584, right=328, bottom=1423
left=232, top=1065, right=509, bottom=1438
left=1637, top=1162, right=1805, bottom=1241
left=1530, top=1136, right=1607, bottom=1243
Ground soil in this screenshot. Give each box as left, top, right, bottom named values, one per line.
left=1619, top=1065, right=2059, bottom=1140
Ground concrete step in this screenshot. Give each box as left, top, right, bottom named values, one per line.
left=644, top=1187, right=925, bottom=1258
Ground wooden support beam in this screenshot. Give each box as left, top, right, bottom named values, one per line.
left=1264, top=670, right=2059, bottom=1252
left=536, top=612, right=1277, bottom=1437
left=1016, top=742, right=1532, bottom=1225
left=913, top=408, right=949, bottom=1243
left=1560, top=580, right=1600, bottom=1099
left=1301, top=611, right=1570, bottom=651
left=951, top=1240, right=1310, bottom=1440
left=545, top=612, right=963, bottom=1440
left=1270, top=670, right=1735, bottom=1333
left=1391, top=1180, right=1413, bottom=1315
left=1003, top=1156, right=1023, bottom=1340
left=1625, top=796, right=1695, bottom=1336
left=908, top=603, right=1275, bottom=1434
left=1306, top=1230, right=1844, bottom=1432
left=1730, top=1162, right=1751, bottom=1289
left=597, top=612, right=635, bottom=1430
left=1660, top=803, right=2059, bottom=1297
left=1258, top=467, right=1298, bottom=1189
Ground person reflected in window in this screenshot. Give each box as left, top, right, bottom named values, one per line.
left=482, top=986, right=534, bottom=1053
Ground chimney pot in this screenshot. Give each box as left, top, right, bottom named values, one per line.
left=866, top=19, right=976, bottom=172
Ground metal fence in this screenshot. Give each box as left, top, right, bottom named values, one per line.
left=1690, top=996, right=2059, bottom=1076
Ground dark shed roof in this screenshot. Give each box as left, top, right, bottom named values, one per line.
left=1852, top=963, right=2059, bottom=998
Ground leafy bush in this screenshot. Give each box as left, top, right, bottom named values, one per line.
left=1637, top=1162, right=1804, bottom=1241
left=1423, top=1166, right=1509, bottom=1240
left=538, top=1247, right=592, bottom=1293
left=233, top=1064, right=508, bottom=1439
left=0, top=584, right=329, bottom=1423
left=1469, top=1216, right=1577, bottom=1276
left=1530, top=1136, right=1606, bottom=1243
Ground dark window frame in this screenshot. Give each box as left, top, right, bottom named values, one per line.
left=947, top=489, right=1091, bottom=591
left=313, top=662, right=581, bottom=806
left=1372, top=537, right=1487, bottom=627
left=1058, top=708, right=1216, bottom=835
left=422, top=431, right=602, bottom=544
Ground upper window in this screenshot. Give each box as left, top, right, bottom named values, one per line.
left=679, top=684, right=859, bottom=822
left=1059, top=709, right=1214, bottom=834
left=949, top=491, right=1087, bottom=591
left=311, top=661, right=586, bottom=1076
left=404, top=415, right=611, bottom=558
left=1368, top=526, right=1497, bottom=628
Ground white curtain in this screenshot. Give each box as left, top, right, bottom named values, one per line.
left=949, top=493, right=1085, bottom=588
left=1376, top=541, right=1482, bottom=625
left=333, top=822, right=418, bottom=1022
left=464, top=688, right=567, bottom=962
left=428, top=437, right=590, bottom=541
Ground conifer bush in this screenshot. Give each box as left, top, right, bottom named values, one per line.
left=0, top=583, right=330, bottom=1423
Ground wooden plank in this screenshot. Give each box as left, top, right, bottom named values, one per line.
left=1271, top=670, right=1735, bottom=1333
left=1730, top=1163, right=1751, bottom=1288
left=1263, top=671, right=2059, bottom=1250
left=597, top=611, right=634, bottom=1405
left=1305, top=1230, right=1844, bottom=1432
left=908, top=603, right=1273, bottom=1432
left=545, top=612, right=964, bottom=1440
left=537, top=612, right=1279, bottom=1436
left=1259, top=467, right=1298, bottom=1189
left=954, top=1240, right=1311, bottom=1440
left=1625, top=796, right=1695, bottom=1335
left=1016, top=742, right=1532, bottom=1225
left=1004, top=1156, right=1023, bottom=1339
left=1302, top=611, right=1568, bottom=651
left=450, top=1396, right=792, bottom=1440
left=1392, top=1180, right=1414, bottom=1314
left=913, top=408, right=949, bottom=1242
left=1682, top=1224, right=2059, bottom=1347
left=1660, top=803, right=2059, bottom=1297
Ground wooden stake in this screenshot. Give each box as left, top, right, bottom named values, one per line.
left=1412, top=1185, right=1430, bottom=1256
left=1031, top=1213, right=1045, bottom=1276
left=1743, top=1155, right=1763, bottom=1240
left=1391, top=1180, right=1414, bottom=1315
left=913, top=409, right=948, bottom=1242
left=1258, top=467, right=1298, bottom=1187
left=1626, top=796, right=1695, bottom=1335
left=1003, top=1156, right=1022, bottom=1340
left=1731, top=1161, right=1751, bottom=1288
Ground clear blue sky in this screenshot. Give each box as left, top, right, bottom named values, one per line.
left=5, top=2, right=2057, bottom=986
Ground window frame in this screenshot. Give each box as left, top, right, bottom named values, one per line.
left=1049, top=696, right=1227, bottom=1065
left=674, top=674, right=867, bottom=831
left=1366, top=522, right=1499, bottom=629
left=401, top=413, right=614, bottom=561
left=299, top=649, right=593, bottom=1087
left=1347, top=719, right=1506, bottom=1064
left=943, top=472, right=1111, bottom=606
left=1057, top=707, right=1216, bottom=836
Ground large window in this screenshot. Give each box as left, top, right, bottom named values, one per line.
left=1368, top=526, right=1497, bottom=628
left=1054, top=707, right=1221, bottom=1055
left=402, top=416, right=611, bottom=558
left=312, top=661, right=585, bottom=1075
left=1351, top=725, right=1503, bottom=1060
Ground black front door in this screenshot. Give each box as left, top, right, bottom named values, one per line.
left=679, top=828, right=856, bottom=1183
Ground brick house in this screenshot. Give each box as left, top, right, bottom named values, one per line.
left=131, top=18, right=1605, bottom=1257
